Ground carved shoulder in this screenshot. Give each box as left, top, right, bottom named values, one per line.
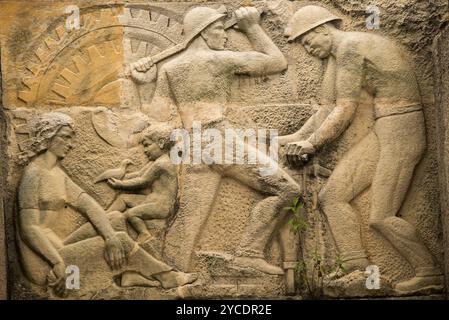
left=154, top=155, right=176, bottom=176
left=18, top=163, right=41, bottom=209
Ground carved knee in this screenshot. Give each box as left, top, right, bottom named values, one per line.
left=318, top=188, right=330, bottom=208
left=282, top=180, right=301, bottom=201
left=318, top=187, right=347, bottom=210
left=368, top=218, right=384, bottom=231
left=107, top=211, right=126, bottom=231
left=107, top=211, right=123, bottom=221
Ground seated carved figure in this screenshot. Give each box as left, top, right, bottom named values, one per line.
left=107, top=123, right=177, bottom=244
left=17, top=112, right=196, bottom=297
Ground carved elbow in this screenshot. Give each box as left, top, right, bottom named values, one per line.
left=279, top=56, right=288, bottom=72
left=19, top=224, right=38, bottom=244
left=266, top=56, right=288, bottom=75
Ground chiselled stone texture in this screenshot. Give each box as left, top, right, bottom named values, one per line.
left=0, top=0, right=448, bottom=299
left=433, top=22, right=449, bottom=294
left=0, top=50, right=7, bottom=300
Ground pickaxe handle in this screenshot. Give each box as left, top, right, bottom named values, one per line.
left=304, top=158, right=332, bottom=178
left=125, top=4, right=265, bottom=77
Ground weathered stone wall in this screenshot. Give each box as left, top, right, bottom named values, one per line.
left=0, top=0, right=448, bottom=299
left=0, top=46, right=8, bottom=300
left=433, top=22, right=449, bottom=295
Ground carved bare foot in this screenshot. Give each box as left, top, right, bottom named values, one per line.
left=394, top=275, right=444, bottom=294
left=232, top=256, right=284, bottom=275
left=121, top=272, right=160, bottom=287
left=155, top=271, right=198, bottom=289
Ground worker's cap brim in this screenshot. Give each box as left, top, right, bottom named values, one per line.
left=287, top=17, right=342, bottom=42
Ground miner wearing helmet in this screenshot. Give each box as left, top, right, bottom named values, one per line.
left=138, top=6, right=300, bottom=276
left=278, top=5, right=443, bottom=293
left=147, top=6, right=288, bottom=128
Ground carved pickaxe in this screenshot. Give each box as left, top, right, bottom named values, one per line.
left=124, top=2, right=264, bottom=78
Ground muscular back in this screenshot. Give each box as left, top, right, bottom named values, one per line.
left=336, top=32, right=421, bottom=110
left=151, top=45, right=285, bottom=128
left=163, top=50, right=236, bottom=105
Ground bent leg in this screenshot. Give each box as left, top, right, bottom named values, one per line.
left=164, top=165, right=222, bottom=271
left=108, top=194, right=146, bottom=212
left=369, top=144, right=433, bottom=270
left=368, top=113, right=442, bottom=291
left=61, top=232, right=196, bottom=290
left=113, top=232, right=197, bottom=289
left=126, top=202, right=171, bottom=243
left=64, top=211, right=126, bottom=245
left=221, top=145, right=301, bottom=274
left=127, top=202, right=171, bottom=220
left=319, top=133, right=379, bottom=270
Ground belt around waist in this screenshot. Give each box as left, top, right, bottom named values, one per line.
left=374, top=104, right=422, bottom=120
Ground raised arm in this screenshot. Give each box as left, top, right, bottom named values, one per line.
left=230, top=7, right=287, bottom=76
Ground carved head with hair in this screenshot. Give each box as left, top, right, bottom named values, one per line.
left=139, top=123, right=175, bottom=160
left=19, top=112, right=75, bottom=164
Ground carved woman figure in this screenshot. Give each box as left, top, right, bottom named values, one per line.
left=17, top=112, right=197, bottom=297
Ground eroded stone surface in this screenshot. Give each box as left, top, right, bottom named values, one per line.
left=0, top=0, right=447, bottom=299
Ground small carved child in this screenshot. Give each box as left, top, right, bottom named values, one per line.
left=107, top=123, right=177, bottom=244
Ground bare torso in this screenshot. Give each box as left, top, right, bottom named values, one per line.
left=336, top=32, right=421, bottom=118
left=144, top=155, right=178, bottom=210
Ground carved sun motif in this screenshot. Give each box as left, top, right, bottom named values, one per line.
left=17, top=6, right=183, bottom=107
left=50, top=41, right=123, bottom=105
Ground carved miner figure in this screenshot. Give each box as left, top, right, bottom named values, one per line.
left=279, top=5, right=443, bottom=293
left=133, top=6, right=301, bottom=274
left=17, top=112, right=197, bottom=297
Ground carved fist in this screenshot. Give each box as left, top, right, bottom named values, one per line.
left=235, top=7, right=260, bottom=31
left=131, top=56, right=154, bottom=72
left=105, top=234, right=127, bottom=270
left=129, top=56, right=157, bottom=84
left=47, top=261, right=68, bottom=298
left=284, top=140, right=316, bottom=167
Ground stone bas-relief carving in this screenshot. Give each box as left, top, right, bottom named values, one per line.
left=17, top=112, right=197, bottom=297
left=0, top=0, right=446, bottom=299
left=139, top=5, right=301, bottom=278
left=280, top=5, right=444, bottom=295
left=107, top=123, right=178, bottom=245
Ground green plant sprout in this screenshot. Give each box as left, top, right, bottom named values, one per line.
left=283, top=196, right=308, bottom=235
left=284, top=196, right=346, bottom=299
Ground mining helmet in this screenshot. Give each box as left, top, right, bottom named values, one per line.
left=183, top=6, right=227, bottom=41
left=285, top=5, right=342, bottom=42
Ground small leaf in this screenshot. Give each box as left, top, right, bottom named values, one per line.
left=293, top=197, right=299, bottom=207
